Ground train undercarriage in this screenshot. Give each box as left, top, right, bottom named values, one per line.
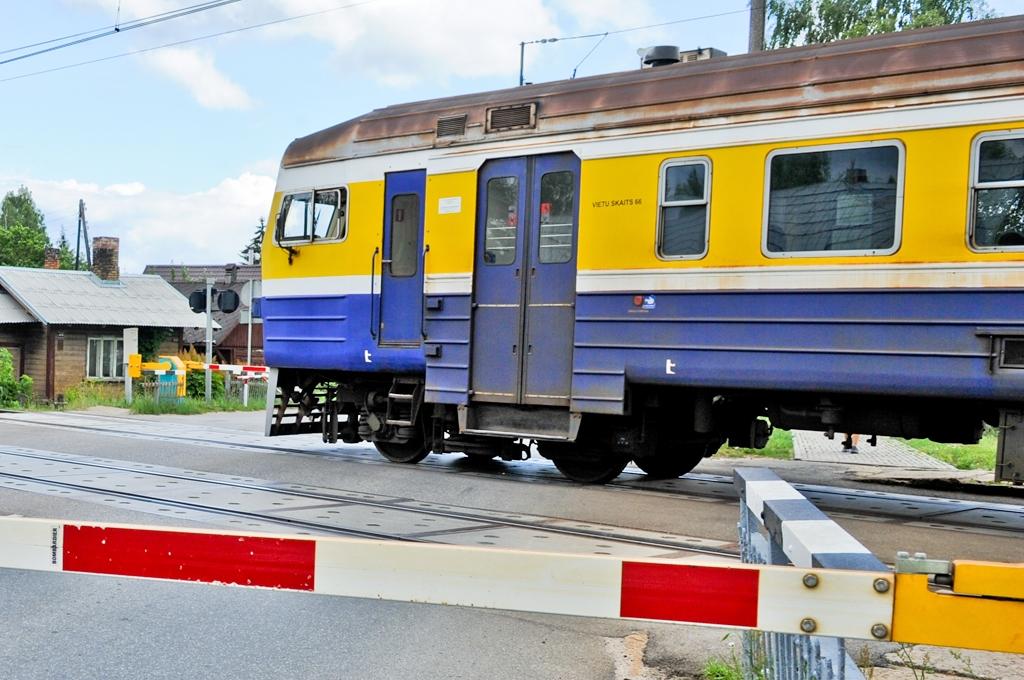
left=266, top=368, right=1017, bottom=484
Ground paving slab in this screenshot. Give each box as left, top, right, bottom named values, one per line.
left=792, top=430, right=955, bottom=470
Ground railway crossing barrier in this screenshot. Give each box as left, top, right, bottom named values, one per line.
left=0, top=470, right=1020, bottom=673
left=126, top=355, right=269, bottom=405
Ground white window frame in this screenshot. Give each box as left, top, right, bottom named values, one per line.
left=274, top=186, right=349, bottom=246
left=86, top=336, right=124, bottom=381
left=761, top=139, right=905, bottom=259
left=656, top=157, right=711, bottom=260
left=967, top=129, right=1024, bottom=252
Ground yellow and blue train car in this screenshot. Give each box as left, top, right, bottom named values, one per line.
left=262, top=16, right=1024, bottom=483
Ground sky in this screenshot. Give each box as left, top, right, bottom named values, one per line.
left=1, top=0, right=1022, bottom=273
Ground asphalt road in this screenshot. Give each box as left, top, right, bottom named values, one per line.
left=0, top=410, right=1021, bottom=679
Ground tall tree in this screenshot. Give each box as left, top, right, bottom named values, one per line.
left=0, top=186, right=47, bottom=234
left=240, top=218, right=265, bottom=263
left=767, top=0, right=993, bottom=48
left=0, top=224, right=48, bottom=267
left=0, top=186, right=51, bottom=267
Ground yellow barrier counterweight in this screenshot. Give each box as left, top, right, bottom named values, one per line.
left=892, top=568, right=1024, bottom=654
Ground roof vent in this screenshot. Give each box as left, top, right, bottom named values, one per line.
left=642, top=45, right=680, bottom=67
left=436, top=114, right=467, bottom=137
left=486, top=103, right=536, bottom=132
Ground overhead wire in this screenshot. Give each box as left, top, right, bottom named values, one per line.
left=522, top=8, right=751, bottom=46
left=0, top=1, right=241, bottom=56
left=0, top=0, right=242, bottom=66
left=0, top=0, right=383, bottom=85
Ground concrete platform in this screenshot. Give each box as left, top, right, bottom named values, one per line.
left=792, top=430, right=955, bottom=470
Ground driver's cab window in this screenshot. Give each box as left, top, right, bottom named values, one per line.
left=278, top=188, right=347, bottom=243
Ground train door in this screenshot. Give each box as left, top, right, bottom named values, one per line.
left=379, top=169, right=426, bottom=345
left=470, top=152, right=580, bottom=406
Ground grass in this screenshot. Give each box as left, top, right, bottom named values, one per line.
left=703, top=658, right=743, bottom=680
left=63, top=381, right=127, bottom=409
left=129, top=395, right=266, bottom=415
left=718, top=427, right=793, bottom=460
left=902, top=428, right=997, bottom=471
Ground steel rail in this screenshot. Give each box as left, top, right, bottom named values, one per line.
left=0, top=447, right=737, bottom=559
left=2, top=411, right=1021, bottom=533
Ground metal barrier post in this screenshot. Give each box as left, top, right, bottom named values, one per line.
left=735, top=468, right=883, bottom=680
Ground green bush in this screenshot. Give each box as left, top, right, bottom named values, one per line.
left=64, top=381, right=125, bottom=409
left=0, top=347, right=33, bottom=407
left=185, top=370, right=224, bottom=399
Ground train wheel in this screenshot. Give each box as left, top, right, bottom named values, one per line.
left=633, top=440, right=721, bottom=479
left=553, top=454, right=629, bottom=484
left=374, top=439, right=429, bottom=464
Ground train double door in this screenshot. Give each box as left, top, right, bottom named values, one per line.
left=471, top=152, right=581, bottom=407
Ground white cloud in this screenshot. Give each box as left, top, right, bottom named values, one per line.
left=0, top=172, right=275, bottom=274
left=141, top=47, right=254, bottom=110
left=104, top=182, right=146, bottom=197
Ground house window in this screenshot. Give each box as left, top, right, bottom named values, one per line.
left=87, top=337, right=124, bottom=380
left=658, top=158, right=711, bottom=258
left=277, top=188, right=347, bottom=243
left=764, top=141, right=903, bottom=257
left=970, top=132, right=1024, bottom=249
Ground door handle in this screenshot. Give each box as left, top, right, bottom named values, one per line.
left=369, top=246, right=379, bottom=339
left=421, top=244, right=430, bottom=340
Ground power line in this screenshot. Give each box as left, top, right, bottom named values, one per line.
left=519, top=7, right=750, bottom=85
left=0, top=0, right=240, bottom=57
left=0, top=0, right=242, bottom=67
left=523, top=8, right=751, bottom=46
left=0, top=0, right=383, bottom=85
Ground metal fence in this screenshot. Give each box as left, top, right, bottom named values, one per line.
left=736, top=470, right=869, bottom=680
left=133, top=380, right=182, bottom=403
left=223, top=375, right=268, bottom=405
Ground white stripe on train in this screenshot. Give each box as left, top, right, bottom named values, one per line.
left=262, top=262, right=1024, bottom=298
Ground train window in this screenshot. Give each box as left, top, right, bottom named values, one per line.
left=279, top=192, right=312, bottom=241
left=389, top=194, right=419, bottom=277
left=277, top=188, right=347, bottom=243
left=658, top=159, right=710, bottom=259
left=970, top=133, right=1024, bottom=249
left=764, top=142, right=902, bottom=257
left=538, top=171, right=575, bottom=264
left=484, top=176, right=518, bottom=265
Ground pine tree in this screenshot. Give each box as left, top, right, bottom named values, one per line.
left=240, top=218, right=265, bottom=264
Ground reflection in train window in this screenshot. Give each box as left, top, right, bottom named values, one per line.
left=765, top=142, right=902, bottom=257
left=538, top=171, right=575, bottom=264
left=484, top=176, right=518, bottom=265
left=659, top=159, right=710, bottom=259
left=971, top=134, right=1024, bottom=249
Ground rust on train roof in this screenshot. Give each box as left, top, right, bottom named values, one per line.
left=282, top=15, right=1024, bottom=168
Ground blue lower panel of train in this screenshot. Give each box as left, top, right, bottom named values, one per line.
left=572, top=288, right=1024, bottom=414
left=262, top=294, right=425, bottom=373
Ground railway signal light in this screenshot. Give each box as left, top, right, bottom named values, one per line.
left=188, top=289, right=240, bottom=314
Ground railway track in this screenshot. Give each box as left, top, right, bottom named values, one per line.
left=2, top=410, right=1022, bottom=535
left=0, top=445, right=737, bottom=561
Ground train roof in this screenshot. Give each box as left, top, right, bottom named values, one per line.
left=282, top=15, right=1024, bottom=169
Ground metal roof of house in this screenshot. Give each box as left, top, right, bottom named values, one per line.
left=0, top=291, right=34, bottom=323
left=0, top=266, right=213, bottom=328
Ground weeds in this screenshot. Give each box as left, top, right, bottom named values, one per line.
left=703, top=658, right=743, bottom=680
left=128, top=395, right=265, bottom=415
left=902, top=429, right=996, bottom=471
left=63, top=381, right=126, bottom=409
left=718, top=428, right=794, bottom=460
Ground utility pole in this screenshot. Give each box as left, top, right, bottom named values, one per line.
left=205, top=277, right=214, bottom=402
left=75, top=199, right=92, bottom=269
left=749, top=0, right=766, bottom=53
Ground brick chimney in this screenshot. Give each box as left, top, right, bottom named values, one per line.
left=43, top=248, right=60, bottom=270
left=91, top=237, right=119, bottom=281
